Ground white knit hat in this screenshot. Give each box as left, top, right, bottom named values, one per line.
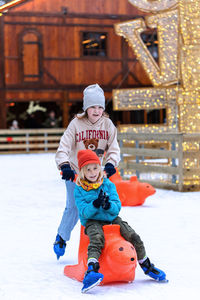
left=83, top=84, right=105, bottom=111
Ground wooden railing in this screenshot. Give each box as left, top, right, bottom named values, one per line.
left=1, top=129, right=200, bottom=191
left=0, top=128, right=65, bottom=154
left=118, top=132, right=200, bottom=192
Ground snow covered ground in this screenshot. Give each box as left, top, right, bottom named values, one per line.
left=0, top=153, right=199, bottom=300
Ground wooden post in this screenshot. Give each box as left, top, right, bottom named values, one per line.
left=0, top=15, right=6, bottom=129
left=135, top=140, right=140, bottom=179
left=171, top=140, right=177, bottom=184
left=123, top=111, right=130, bottom=124
left=121, top=38, right=131, bottom=124
left=119, top=139, right=124, bottom=177
left=62, top=90, right=69, bottom=128
left=178, top=133, right=183, bottom=192
left=144, top=110, right=147, bottom=124
left=121, top=38, right=129, bottom=87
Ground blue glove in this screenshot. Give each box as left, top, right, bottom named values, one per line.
left=102, top=194, right=110, bottom=210
left=93, top=189, right=104, bottom=208
left=60, top=164, right=75, bottom=181
left=104, top=163, right=116, bottom=178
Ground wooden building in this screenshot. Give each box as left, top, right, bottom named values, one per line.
left=0, top=0, right=154, bottom=129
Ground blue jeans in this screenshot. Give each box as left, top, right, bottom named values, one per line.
left=57, top=180, right=79, bottom=242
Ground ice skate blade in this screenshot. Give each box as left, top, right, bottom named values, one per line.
left=81, top=278, right=103, bottom=293
left=155, top=278, right=169, bottom=283
left=160, top=278, right=169, bottom=283
left=147, top=275, right=169, bottom=283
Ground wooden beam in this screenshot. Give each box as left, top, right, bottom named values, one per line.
left=0, top=15, right=6, bottom=129
left=5, top=84, right=137, bottom=92
left=5, top=11, right=144, bottom=21
left=5, top=55, right=137, bottom=62
left=121, top=38, right=129, bottom=87
left=0, top=90, right=6, bottom=129
left=4, top=21, right=114, bottom=27
left=62, top=91, right=69, bottom=128
left=0, top=16, right=5, bottom=88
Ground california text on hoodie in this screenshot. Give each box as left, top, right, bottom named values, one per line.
left=55, top=115, right=120, bottom=173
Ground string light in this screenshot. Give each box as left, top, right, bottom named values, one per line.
left=0, top=0, right=26, bottom=12
left=113, top=0, right=200, bottom=188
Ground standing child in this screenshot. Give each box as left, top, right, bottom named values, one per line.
left=54, top=84, right=120, bottom=259
left=75, top=149, right=167, bottom=293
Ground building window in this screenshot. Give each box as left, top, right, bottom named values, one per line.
left=82, top=32, right=107, bottom=57
left=19, top=30, right=42, bottom=82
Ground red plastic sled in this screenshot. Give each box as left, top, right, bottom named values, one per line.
left=109, top=169, right=156, bottom=206
left=71, top=170, right=155, bottom=206
left=64, top=224, right=137, bottom=284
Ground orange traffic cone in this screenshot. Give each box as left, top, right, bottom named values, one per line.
left=64, top=224, right=137, bottom=284
left=109, top=169, right=156, bottom=206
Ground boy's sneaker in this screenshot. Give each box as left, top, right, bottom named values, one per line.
left=82, top=262, right=104, bottom=293
left=53, top=234, right=66, bottom=260
left=140, top=257, right=167, bottom=282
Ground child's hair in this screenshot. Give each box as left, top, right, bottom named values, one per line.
left=76, top=163, right=104, bottom=186
left=76, top=110, right=109, bottom=120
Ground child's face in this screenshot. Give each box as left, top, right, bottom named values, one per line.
left=84, top=163, right=100, bottom=182
left=87, top=106, right=104, bottom=123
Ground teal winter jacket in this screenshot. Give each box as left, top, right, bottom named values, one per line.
left=74, top=178, right=121, bottom=226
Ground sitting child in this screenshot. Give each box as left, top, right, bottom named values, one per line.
left=74, top=149, right=167, bottom=293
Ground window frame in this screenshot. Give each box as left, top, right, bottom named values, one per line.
left=80, top=31, right=108, bottom=59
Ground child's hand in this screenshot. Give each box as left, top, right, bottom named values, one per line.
left=60, top=164, right=75, bottom=181
left=102, top=194, right=111, bottom=210
left=93, top=189, right=104, bottom=208
left=104, top=163, right=116, bottom=178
